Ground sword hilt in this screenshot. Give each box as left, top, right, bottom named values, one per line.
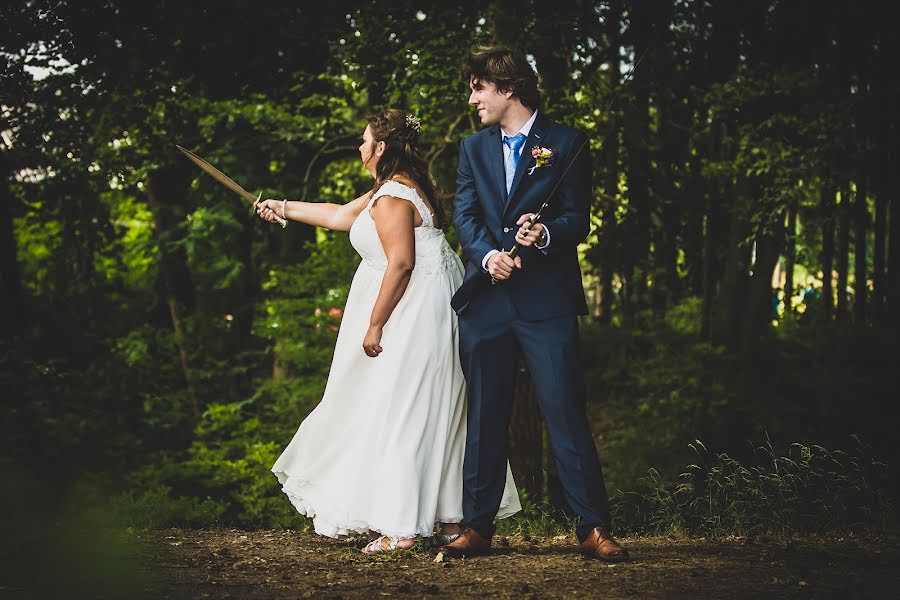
left=253, top=191, right=287, bottom=228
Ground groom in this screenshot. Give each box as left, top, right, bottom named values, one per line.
left=440, top=46, right=629, bottom=561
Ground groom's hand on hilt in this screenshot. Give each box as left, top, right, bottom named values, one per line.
left=514, top=213, right=545, bottom=247
left=486, top=251, right=521, bottom=281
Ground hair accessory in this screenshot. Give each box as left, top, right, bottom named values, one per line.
left=405, top=114, right=421, bottom=133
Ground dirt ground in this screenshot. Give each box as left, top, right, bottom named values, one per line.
left=103, top=528, right=898, bottom=599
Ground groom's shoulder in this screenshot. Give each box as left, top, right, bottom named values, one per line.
left=545, top=117, right=585, bottom=142
left=461, top=126, right=498, bottom=146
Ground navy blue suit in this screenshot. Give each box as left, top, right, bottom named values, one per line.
left=452, top=113, right=612, bottom=541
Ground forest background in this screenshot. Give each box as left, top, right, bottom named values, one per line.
left=2, top=0, right=898, bottom=552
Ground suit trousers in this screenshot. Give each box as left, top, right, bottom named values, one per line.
left=457, top=282, right=612, bottom=541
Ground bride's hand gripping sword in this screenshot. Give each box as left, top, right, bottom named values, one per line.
left=175, top=145, right=287, bottom=228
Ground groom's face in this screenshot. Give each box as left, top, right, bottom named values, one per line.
left=468, top=77, right=512, bottom=126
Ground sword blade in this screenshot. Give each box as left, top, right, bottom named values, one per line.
left=176, top=145, right=260, bottom=206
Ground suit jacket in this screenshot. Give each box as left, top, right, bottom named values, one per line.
left=451, top=112, right=591, bottom=320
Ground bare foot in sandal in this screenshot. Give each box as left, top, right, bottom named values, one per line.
left=361, top=535, right=416, bottom=554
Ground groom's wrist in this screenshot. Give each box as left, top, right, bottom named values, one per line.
left=481, top=249, right=499, bottom=272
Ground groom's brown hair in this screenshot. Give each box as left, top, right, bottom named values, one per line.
left=461, top=45, right=541, bottom=110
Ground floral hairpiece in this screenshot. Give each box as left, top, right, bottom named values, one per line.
left=405, top=114, right=421, bottom=133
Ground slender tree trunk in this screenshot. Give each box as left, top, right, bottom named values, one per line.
left=853, top=158, right=868, bottom=327
left=487, top=0, right=524, bottom=47
left=624, top=3, right=653, bottom=314
left=873, top=185, right=887, bottom=324
left=146, top=166, right=199, bottom=419
left=685, top=137, right=706, bottom=298
left=599, top=1, right=622, bottom=325
left=700, top=0, right=739, bottom=338
left=0, top=152, right=24, bottom=339
left=836, top=185, right=851, bottom=321
left=872, top=135, right=888, bottom=324
left=888, top=147, right=900, bottom=331
left=743, top=204, right=785, bottom=350
left=820, top=169, right=836, bottom=322
left=651, top=2, right=679, bottom=311
left=882, top=28, right=900, bottom=334
left=711, top=172, right=750, bottom=350
left=783, top=199, right=798, bottom=317
left=508, top=357, right=543, bottom=502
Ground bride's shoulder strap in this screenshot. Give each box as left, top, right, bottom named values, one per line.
left=369, top=180, right=433, bottom=227
left=371, top=180, right=417, bottom=202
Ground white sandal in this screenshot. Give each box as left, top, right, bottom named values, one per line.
left=361, top=535, right=415, bottom=554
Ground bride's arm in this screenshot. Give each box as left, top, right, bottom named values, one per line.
left=362, top=196, right=416, bottom=357
left=256, top=190, right=372, bottom=232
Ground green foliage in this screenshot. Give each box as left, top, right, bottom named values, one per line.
left=494, top=491, right=577, bottom=538
left=583, top=297, right=735, bottom=488
left=108, top=484, right=228, bottom=529
left=3, top=1, right=896, bottom=541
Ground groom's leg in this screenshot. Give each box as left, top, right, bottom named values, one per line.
left=512, top=315, right=612, bottom=541
left=457, top=289, right=518, bottom=539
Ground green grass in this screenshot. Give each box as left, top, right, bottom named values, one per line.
left=611, top=436, right=895, bottom=538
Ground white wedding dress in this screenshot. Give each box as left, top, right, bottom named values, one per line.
left=272, top=181, right=521, bottom=539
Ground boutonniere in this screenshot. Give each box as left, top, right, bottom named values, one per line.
left=528, top=146, right=557, bottom=175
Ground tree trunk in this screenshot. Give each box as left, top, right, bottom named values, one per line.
left=650, top=2, right=680, bottom=311
left=711, top=172, right=750, bottom=350
left=783, top=199, right=798, bottom=317
left=700, top=0, right=739, bottom=339
left=836, top=184, right=851, bottom=321
left=853, top=157, right=868, bottom=327
left=819, top=169, right=836, bottom=323
left=0, top=152, right=24, bottom=340
left=623, top=3, right=653, bottom=314
left=872, top=129, right=888, bottom=324
left=888, top=147, right=900, bottom=332
left=146, top=165, right=199, bottom=419
left=508, top=357, right=543, bottom=502
left=685, top=142, right=706, bottom=298
left=598, top=0, right=622, bottom=325
left=743, top=204, right=785, bottom=350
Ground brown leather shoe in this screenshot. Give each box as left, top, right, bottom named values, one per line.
left=437, top=527, right=491, bottom=558
left=579, top=527, right=630, bottom=562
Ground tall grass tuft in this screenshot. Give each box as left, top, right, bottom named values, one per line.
left=612, top=436, right=895, bottom=538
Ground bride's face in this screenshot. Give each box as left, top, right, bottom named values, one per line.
left=359, top=125, right=384, bottom=176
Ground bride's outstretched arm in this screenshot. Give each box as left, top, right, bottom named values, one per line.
left=256, top=190, right=372, bottom=232
left=362, top=196, right=416, bottom=357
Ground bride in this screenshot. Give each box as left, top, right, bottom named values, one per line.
left=257, top=108, right=520, bottom=553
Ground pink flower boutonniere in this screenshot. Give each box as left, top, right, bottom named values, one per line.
left=528, top=146, right=557, bottom=175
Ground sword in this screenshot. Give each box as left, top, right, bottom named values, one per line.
left=175, top=145, right=287, bottom=228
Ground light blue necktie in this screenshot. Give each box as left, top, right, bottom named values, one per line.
left=502, top=133, right=527, bottom=194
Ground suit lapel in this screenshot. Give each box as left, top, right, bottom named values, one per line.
left=504, top=113, right=549, bottom=211
left=487, top=126, right=507, bottom=203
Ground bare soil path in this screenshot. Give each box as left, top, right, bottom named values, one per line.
left=123, top=528, right=898, bottom=599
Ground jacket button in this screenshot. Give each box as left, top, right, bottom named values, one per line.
left=503, top=227, right=511, bottom=233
